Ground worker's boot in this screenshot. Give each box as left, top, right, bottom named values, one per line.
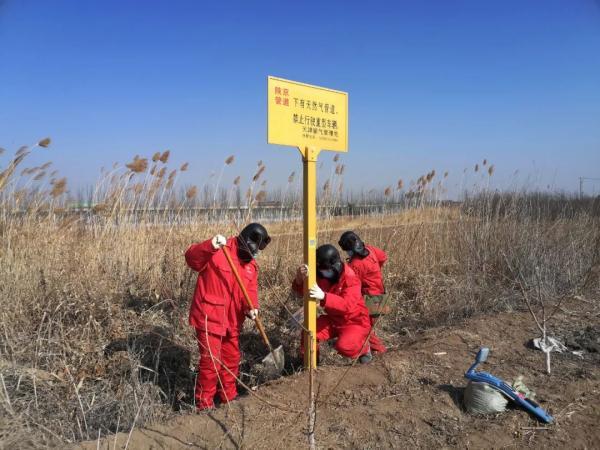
left=359, top=349, right=373, bottom=365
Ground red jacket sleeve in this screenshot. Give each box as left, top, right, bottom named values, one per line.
left=246, top=265, right=259, bottom=309
left=184, top=239, right=217, bottom=272
left=322, top=275, right=362, bottom=316
left=371, top=246, right=387, bottom=268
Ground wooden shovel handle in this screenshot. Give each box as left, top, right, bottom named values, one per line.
left=221, top=246, right=272, bottom=349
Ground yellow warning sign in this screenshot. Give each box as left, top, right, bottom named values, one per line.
left=267, top=76, right=348, bottom=152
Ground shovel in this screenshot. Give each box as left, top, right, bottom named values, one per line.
left=222, top=246, right=285, bottom=375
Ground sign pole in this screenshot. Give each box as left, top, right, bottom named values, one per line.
left=300, top=146, right=320, bottom=369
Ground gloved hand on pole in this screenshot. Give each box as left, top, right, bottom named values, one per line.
left=211, top=234, right=227, bottom=249
left=309, top=284, right=325, bottom=301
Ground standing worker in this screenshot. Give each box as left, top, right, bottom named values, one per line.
left=185, top=223, right=271, bottom=410
left=293, top=244, right=372, bottom=364
left=338, top=231, right=388, bottom=354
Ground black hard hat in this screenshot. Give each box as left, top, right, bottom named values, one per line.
left=316, top=244, right=343, bottom=283
left=237, top=223, right=271, bottom=262
left=338, top=231, right=369, bottom=258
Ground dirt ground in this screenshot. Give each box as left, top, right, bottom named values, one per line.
left=79, top=297, right=600, bottom=449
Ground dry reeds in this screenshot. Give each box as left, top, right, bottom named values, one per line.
left=49, top=177, right=67, bottom=198
left=186, top=186, right=197, bottom=200
left=132, top=183, right=144, bottom=195
left=38, top=137, right=51, bottom=148
left=126, top=156, right=148, bottom=173
left=253, top=165, right=266, bottom=182
left=159, top=150, right=170, bottom=164
left=255, top=190, right=267, bottom=202
left=0, top=152, right=29, bottom=191
left=0, top=142, right=598, bottom=448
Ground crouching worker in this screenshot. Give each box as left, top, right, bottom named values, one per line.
left=338, top=231, right=389, bottom=354
left=292, top=244, right=372, bottom=364
left=185, top=223, right=271, bottom=410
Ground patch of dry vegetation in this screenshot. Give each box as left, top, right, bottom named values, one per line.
left=0, top=142, right=598, bottom=447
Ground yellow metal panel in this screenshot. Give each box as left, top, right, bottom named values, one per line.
left=268, top=76, right=348, bottom=152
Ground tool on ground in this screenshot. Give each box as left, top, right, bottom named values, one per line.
left=463, top=381, right=508, bottom=415
left=221, top=246, right=285, bottom=375
left=465, top=347, right=553, bottom=423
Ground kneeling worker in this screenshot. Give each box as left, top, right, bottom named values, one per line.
left=338, top=231, right=389, bottom=354
left=293, top=244, right=372, bottom=364
left=185, top=223, right=271, bottom=410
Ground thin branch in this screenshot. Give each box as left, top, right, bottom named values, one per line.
left=516, top=277, right=544, bottom=336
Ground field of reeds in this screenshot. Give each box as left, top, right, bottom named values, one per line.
left=1, top=140, right=599, bottom=448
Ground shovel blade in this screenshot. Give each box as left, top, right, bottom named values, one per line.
left=261, top=345, right=285, bottom=374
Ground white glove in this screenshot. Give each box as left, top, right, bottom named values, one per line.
left=246, top=309, right=259, bottom=320
left=211, top=234, right=226, bottom=249
left=309, top=284, right=325, bottom=301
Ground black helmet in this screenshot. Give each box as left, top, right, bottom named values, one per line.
left=316, top=244, right=343, bottom=283
left=237, top=223, right=271, bottom=263
left=338, top=231, right=369, bottom=258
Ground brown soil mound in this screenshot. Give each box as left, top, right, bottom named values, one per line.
left=79, top=298, right=600, bottom=449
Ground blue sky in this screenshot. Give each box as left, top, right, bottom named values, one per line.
left=1, top=0, right=599, bottom=196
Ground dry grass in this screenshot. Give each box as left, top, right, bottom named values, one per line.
left=0, top=142, right=598, bottom=448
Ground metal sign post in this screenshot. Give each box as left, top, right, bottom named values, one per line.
left=300, top=145, right=320, bottom=368
left=267, top=76, right=348, bottom=369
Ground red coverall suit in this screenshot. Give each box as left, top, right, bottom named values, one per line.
left=347, top=245, right=388, bottom=353
left=185, top=237, right=258, bottom=410
left=293, top=266, right=371, bottom=359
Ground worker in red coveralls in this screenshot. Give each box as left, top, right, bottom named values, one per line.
left=338, top=231, right=388, bottom=354
left=185, top=223, right=271, bottom=410
left=293, top=244, right=373, bottom=364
